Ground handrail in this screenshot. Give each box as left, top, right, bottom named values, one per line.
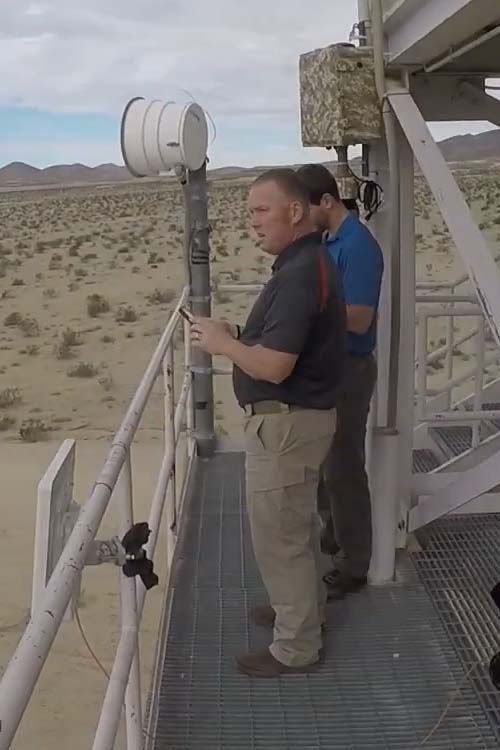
left=0, top=287, right=193, bottom=750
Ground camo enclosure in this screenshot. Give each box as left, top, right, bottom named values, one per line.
left=299, top=44, right=382, bottom=147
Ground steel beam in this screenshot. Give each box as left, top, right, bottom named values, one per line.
left=382, top=0, right=500, bottom=67
left=408, top=448, right=500, bottom=530
left=387, top=86, right=500, bottom=350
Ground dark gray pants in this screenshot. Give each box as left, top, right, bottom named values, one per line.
left=317, top=353, right=377, bottom=579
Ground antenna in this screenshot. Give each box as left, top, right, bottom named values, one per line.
left=120, top=98, right=209, bottom=177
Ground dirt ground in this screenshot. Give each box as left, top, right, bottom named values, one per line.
left=1, top=165, right=500, bottom=748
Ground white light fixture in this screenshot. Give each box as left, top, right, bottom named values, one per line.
left=120, top=97, right=208, bottom=177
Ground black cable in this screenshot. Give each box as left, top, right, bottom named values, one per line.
left=345, top=163, right=384, bottom=221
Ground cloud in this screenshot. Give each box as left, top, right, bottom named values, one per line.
left=0, top=0, right=355, bottom=120
left=1, top=1, right=498, bottom=168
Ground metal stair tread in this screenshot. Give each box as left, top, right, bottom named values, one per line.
left=412, top=448, right=441, bottom=473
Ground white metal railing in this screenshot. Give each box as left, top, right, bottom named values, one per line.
left=0, top=287, right=195, bottom=750
left=416, top=299, right=500, bottom=448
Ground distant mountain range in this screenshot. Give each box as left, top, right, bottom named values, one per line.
left=1, top=128, right=499, bottom=189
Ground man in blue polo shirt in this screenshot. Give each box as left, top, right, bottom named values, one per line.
left=297, top=164, right=384, bottom=600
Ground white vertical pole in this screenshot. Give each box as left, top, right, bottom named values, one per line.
left=163, top=346, right=177, bottom=569
left=395, top=126, right=415, bottom=549
left=445, top=287, right=455, bottom=409
left=472, top=318, right=485, bottom=448
left=184, top=316, right=195, bottom=459
left=117, top=449, right=143, bottom=750
left=417, top=315, right=428, bottom=422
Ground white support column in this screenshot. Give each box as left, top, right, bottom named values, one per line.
left=368, top=118, right=414, bottom=581
left=369, top=139, right=392, bottom=427
left=395, top=124, right=416, bottom=548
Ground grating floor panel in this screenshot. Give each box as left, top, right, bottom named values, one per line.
left=414, top=515, right=500, bottom=740
left=430, top=425, right=473, bottom=458
left=413, top=447, right=441, bottom=473
left=151, top=452, right=499, bottom=750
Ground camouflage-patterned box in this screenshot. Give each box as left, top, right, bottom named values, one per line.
left=299, top=44, right=382, bottom=147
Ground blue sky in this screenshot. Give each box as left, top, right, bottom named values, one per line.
left=0, top=0, right=497, bottom=170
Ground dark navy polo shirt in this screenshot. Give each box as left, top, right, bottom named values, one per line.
left=326, top=213, right=384, bottom=355
left=233, top=232, right=346, bottom=408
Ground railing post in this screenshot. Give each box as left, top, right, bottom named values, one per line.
left=444, top=285, right=454, bottom=410
left=117, top=449, right=143, bottom=750
left=163, top=345, right=177, bottom=568
left=417, top=313, right=428, bottom=422
left=182, top=163, right=215, bottom=458
left=184, top=316, right=195, bottom=459
left=472, top=317, right=485, bottom=448
left=93, top=448, right=143, bottom=750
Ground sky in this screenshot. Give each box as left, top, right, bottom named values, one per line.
left=0, top=0, right=498, bottom=170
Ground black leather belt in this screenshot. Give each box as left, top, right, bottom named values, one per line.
left=244, top=401, right=304, bottom=416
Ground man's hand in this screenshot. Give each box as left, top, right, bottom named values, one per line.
left=191, top=317, right=234, bottom=355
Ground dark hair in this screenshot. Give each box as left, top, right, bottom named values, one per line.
left=296, top=163, right=340, bottom=205
left=342, top=198, right=359, bottom=215
left=252, top=168, right=311, bottom=205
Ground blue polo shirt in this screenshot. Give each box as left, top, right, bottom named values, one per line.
left=326, top=213, right=384, bottom=355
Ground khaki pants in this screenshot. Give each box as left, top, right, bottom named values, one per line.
left=244, top=407, right=336, bottom=667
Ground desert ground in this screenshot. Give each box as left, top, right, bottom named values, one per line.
left=1, top=165, right=500, bottom=748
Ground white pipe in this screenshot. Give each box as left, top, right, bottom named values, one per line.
left=92, top=372, right=191, bottom=750
left=0, top=289, right=189, bottom=750
left=372, top=0, right=401, bottom=429
left=426, top=350, right=499, bottom=396
left=417, top=315, right=428, bottom=421
left=472, top=321, right=486, bottom=447
left=425, top=410, right=500, bottom=424
left=118, top=451, right=143, bottom=750
left=417, top=303, right=483, bottom=319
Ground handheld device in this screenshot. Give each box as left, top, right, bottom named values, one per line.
left=179, top=306, right=194, bottom=324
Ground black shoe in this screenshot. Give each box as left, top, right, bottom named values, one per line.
left=322, top=568, right=341, bottom=586
left=326, top=575, right=367, bottom=601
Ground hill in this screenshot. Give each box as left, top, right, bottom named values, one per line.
left=1, top=128, right=499, bottom=188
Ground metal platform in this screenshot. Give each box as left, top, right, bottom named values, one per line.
left=149, top=452, right=500, bottom=750
left=413, top=447, right=441, bottom=473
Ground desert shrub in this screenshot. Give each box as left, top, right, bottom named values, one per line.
left=68, top=362, right=98, bottom=378
left=12, top=278, right=24, bottom=286
left=19, top=316, right=40, bottom=337
left=115, top=305, right=138, bottom=323
left=98, top=374, right=114, bottom=391
left=146, top=288, right=176, bottom=305
left=4, top=312, right=23, bottom=327
left=101, top=334, right=115, bottom=343
left=0, top=387, right=21, bottom=408
left=0, top=415, right=16, bottom=431
left=87, top=294, right=110, bottom=317
left=48, top=253, right=63, bottom=270
left=43, top=288, right=58, bottom=299
left=26, top=344, right=40, bottom=356
left=19, top=418, right=50, bottom=442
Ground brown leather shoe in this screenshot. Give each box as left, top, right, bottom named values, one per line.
left=236, top=648, right=319, bottom=678
left=250, top=605, right=276, bottom=628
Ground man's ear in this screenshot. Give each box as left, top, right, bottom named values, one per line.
left=289, top=200, right=306, bottom=225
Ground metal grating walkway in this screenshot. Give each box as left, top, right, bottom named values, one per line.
left=150, top=452, right=500, bottom=750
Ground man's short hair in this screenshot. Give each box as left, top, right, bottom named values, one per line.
left=296, top=163, right=341, bottom=205
left=252, top=168, right=311, bottom=206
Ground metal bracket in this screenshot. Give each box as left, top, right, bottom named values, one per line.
left=190, top=365, right=213, bottom=375
left=86, top=536, right=126, bottom=567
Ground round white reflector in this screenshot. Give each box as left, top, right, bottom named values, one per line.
left=120, top=98, right=208, bottom=176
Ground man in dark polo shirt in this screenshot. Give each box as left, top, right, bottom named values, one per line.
left=190, top=168, right=346, bottom=677
left=297, top=164, right=384, bottom=601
